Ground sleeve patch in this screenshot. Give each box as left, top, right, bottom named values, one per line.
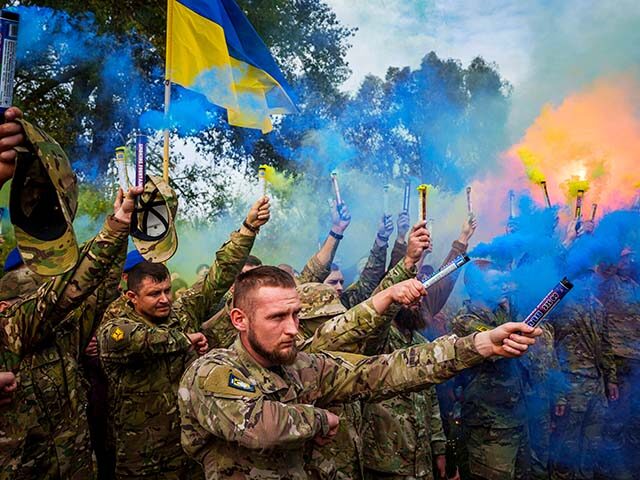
left=200, top=367, right=260, bottom=398
left=111, top=327, right=125, bottom=342
left=229, top=373, right=256, bottom=392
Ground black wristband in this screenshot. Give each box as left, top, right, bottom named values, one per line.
left=243, top=220, right=260, bottom=234
left=329, top=230, right=344, bottom=240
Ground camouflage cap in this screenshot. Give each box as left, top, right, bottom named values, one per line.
left=0, top=267, right=45, bottom=301
left=9, top=119, right=79, bottom=276
left=130, top=175, right=178, bottom=263
left=296, top=282, right=347, bottom=320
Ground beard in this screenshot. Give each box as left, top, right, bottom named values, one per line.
left=395, top=305, right=426, bottom=333
left=248, top=328, right=298, bottom=366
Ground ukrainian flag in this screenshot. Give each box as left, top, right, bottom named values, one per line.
left=167, top=0, right=297, bottom=133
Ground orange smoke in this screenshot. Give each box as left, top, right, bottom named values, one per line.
left=467, top=76, right=640, bottom=239
left=507, top=76, right=640, bottom=213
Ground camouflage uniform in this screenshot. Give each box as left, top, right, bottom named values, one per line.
left=599, top=273, right=640, bottom=479
left=340, top=239, right=388, bottom=309
left=362, top=327, right=446, bottom=480
left=0, top=216, right=131, bottom=480
left=179, top=332, right=485, bottom=480
left=361, top=241, right=468, bottom=480
left=97, top=229, right=255, bottom=479
left=296, top=284, right=380, bottom=480
left=452, top=301, right=531, bottom=480
left=520, top=323, right=558, bottom=479
left=549, top=299, right=617, bottom=480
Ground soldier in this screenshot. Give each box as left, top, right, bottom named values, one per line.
left=451, top=260, right=531, bottom=480
left=325, top=213, right=395, bottom=308
left=178, top=265, right=542, bottom=480
left=598, top=248, right=640, bottom=479
left=97, top=197, right=270, bottom=480
left=361, top=214, right=477, bottom=480
left=549, top=279, right=618, bottom=480
left=0, top=176, right=142, bottom=480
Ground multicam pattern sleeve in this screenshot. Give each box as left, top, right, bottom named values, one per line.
left=1, top=216, right=129, bottom=366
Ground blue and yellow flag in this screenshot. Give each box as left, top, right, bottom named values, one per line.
left=167, top=0, right=297, bottom=133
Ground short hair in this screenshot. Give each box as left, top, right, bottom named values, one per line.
left=196, top=263, right=209, bottom=274
left=233, top=265, right=296, bottom=311
left=245, top=255, right=263, bottom=268
left=127, top=261, right=171, bottom=293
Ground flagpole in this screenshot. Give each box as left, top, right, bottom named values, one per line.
left=163, top=0, right=174, bottom=183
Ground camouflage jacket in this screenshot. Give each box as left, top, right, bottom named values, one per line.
left=599, top=274, right=640, bottom=360
left=201, top=296, right=237, bottom=350
left=341, top=239, right=388, bottom=309
left=179, top=333, right=484, bottom=480
left=550, top=299, right=617, bottom=410
left=97, top=229, right=255, bottom=478
left=298, top=298, right=382, bottom=480
left=298, top=252, right=333, bottom=285
left=362, top=326, right=446, bottom=478
left=0, top=216, right=130, bottom=480
left=451, top=301, right=528, bottom=428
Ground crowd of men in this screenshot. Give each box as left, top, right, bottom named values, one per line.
left=0, top=107, right=638, bottom=480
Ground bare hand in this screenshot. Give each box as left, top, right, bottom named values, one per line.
left=187, top=332, right=209, bottom=355
left=313, top=410, right=339, bottom=446
left=389, top=279, right=427, bottom=305
left=84, top=336, right=99, bottom=357
left=474, top=322, right=541, bottom=358
left=246, top=196, right=271, bottom=229
left=405, top=221, right=431, bottom=269
left=555, top=404, right=566, bottom=417
left=331, top=200, right=351, bottom=234
left=377, top=215, right=394, bottom=243
left=0, top=107, right=25, bottom=188
left=0, top=371, right=17, bottom=406
left=579, top=220, right=595, bottom=236
left=113, top=186, right=144, bottom=224
left=397, top=211, right=411, bottom=239
left=459, top=214, right=477, bottom=244
left=607, top=383, right=619, bottom=401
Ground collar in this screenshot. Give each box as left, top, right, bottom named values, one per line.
left=232, top=337, right=301, bottom=398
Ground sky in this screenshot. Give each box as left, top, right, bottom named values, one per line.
left=325, top=0, right=640, bottom=136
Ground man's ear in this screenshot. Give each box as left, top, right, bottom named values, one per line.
left=125, top=290, right=137, bottom=305
left=0, top=300, right=14, bottom=313
left=230, top=308, right=249, bottom=332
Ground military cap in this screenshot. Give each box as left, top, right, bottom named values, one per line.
left=9, top=119, right=79, bottom=276
left=131, top=175, right=178, bottom=263
left=296, top=282, right=347, bottom=320
left=0, top=267, right=44, bottom=301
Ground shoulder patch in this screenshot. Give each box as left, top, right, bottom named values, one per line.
left=228, top=373, right=256, bottom=392
left=474, top=323, right=491, bottom=332
left=111, top=327, right=125, bottom=342
left=200, top=367, right=260, bottom=398
left=322, top=350, right=368, bottom=370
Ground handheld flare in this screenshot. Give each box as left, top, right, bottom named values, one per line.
left=0, top=10, right=19, bottom=119
left=383, top=184, right=390, bottom=216
left=135, top=134, right=147, bottom=188
left=417, top=184, right=428, bottom=222
left=403, top=181, right=411, bottom=213
left=574, top=189, right=584, bottom=232
left=508, top=190, right=516, bottom=219
left=421, top=255, right=470, bottom=289
left=258, top=165, right=267, bottom=197
left=115, top=146, right=130, bottom=191
left=523, top=278, right=573, bottom=328
left=331, top=171, right=343, bottom=206
left=590, top=203, right=598, bottom=221
left=540, top=181, right=551, bottom=208
left=466, top=186, right=473, bottom=216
